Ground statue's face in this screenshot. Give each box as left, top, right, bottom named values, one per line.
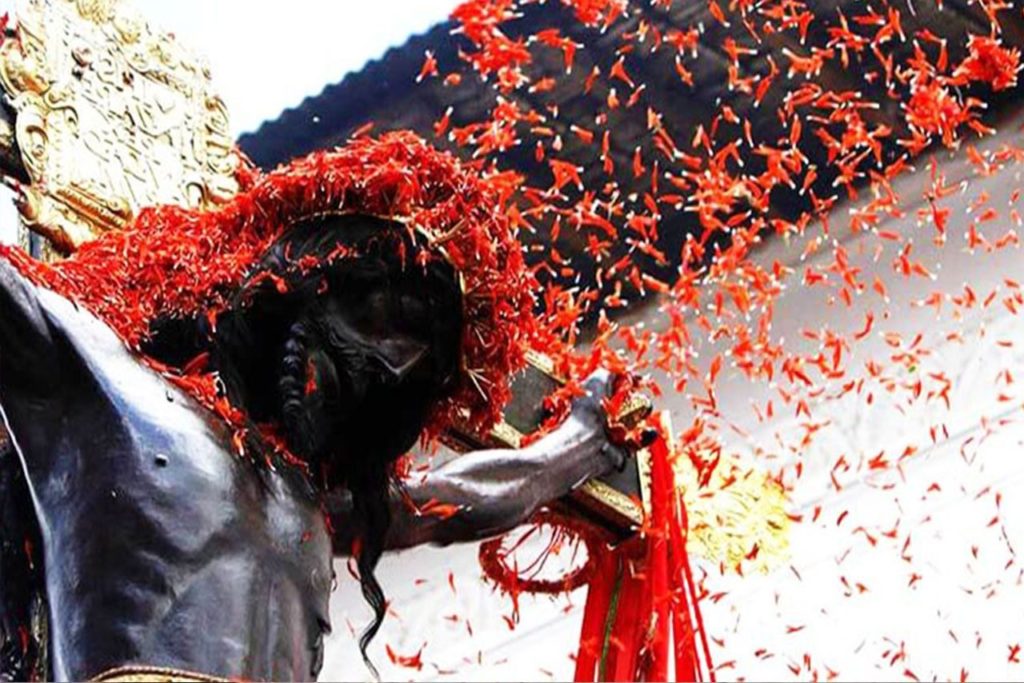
left=318, top=263, right=436, bottom=386
left=149, top=215, right=466, bottom=478
left=278, top=256, right=460, bottom=474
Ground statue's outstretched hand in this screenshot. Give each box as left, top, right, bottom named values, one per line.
left=566, top=369, right=654, bottom=474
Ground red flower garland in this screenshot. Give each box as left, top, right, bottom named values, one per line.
left=0, top=132, right=538, bottom=455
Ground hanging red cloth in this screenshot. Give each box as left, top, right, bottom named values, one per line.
left=574, top=424, right=713, bottom=682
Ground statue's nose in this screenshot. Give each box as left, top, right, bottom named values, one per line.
left=376, top=339, right=429, bottom=384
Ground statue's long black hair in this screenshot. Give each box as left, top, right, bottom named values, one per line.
left=146, top=213, right=463, bottom=675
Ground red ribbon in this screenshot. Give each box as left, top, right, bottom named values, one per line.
left=574, top=431, right=713, bottom=682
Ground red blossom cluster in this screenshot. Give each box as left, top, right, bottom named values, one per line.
left=954, top=34, right=1022, bottom=91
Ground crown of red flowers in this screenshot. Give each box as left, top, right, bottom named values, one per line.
left=3, top=132, right=538, bottom=450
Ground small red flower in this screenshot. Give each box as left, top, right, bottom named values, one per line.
left=953, top=35, right=1021, bottom=91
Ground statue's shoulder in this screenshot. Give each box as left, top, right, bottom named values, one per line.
left=0, top=255, right=45, bottom=321
left=0, top=255, right=60, bottom=381
left=0, top=252, right=133, bottom=393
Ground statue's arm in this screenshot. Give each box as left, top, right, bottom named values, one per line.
left=328, top=372, right=627, bottom=553
left=0, top=258, right=58, bottom=392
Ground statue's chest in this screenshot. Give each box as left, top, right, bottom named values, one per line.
left=58, top=328, right=330, bottom=564
left=5, top=281, right=334, bottom=679
left=36, top=298, right=332, bottom=597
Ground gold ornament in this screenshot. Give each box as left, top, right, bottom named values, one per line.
left=0, top=0, right=239, bottom=254
left=676, top=447, right=791, bottom=574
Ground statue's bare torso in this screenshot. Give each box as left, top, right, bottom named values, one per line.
left=0, top=263, right=332, bottom=681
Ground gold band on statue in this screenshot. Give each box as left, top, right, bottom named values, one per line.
left=91, top=665, right=232, bottom=683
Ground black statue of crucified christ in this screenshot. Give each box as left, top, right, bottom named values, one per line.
left=0, top=212, right=628, bottom=682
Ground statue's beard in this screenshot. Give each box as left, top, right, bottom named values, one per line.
left=277, top=316, right=434, bottom=479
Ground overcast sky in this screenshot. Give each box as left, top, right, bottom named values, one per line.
left=1, top=0, right=461, bottom=136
